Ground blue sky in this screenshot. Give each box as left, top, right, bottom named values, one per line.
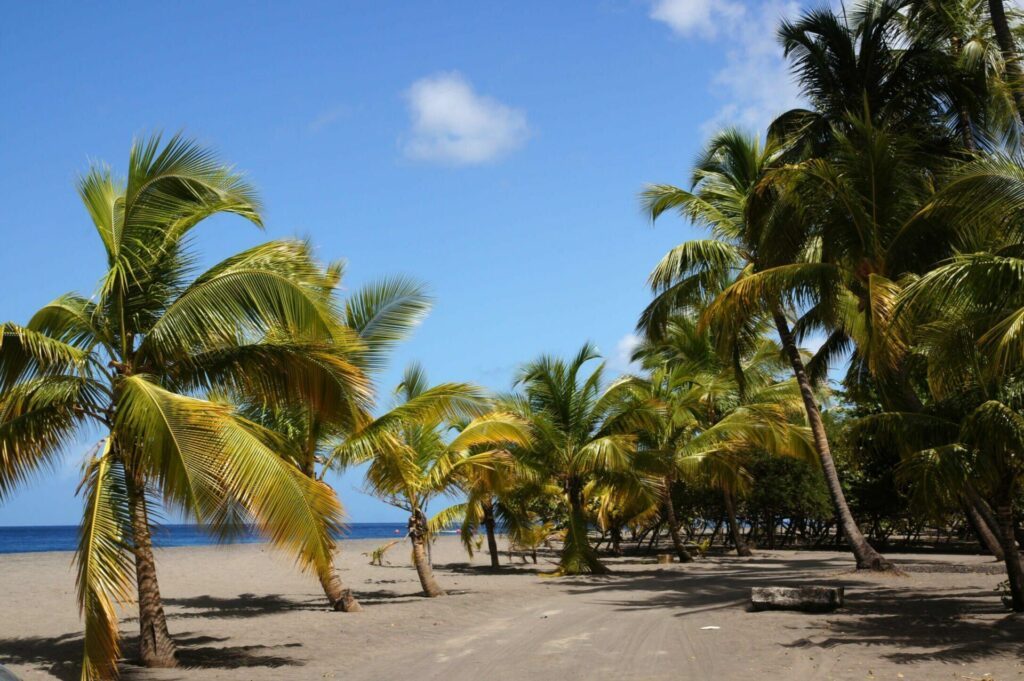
left=0, top=0, right=808, bottom=525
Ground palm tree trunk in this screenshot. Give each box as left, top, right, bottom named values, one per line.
left=610, top=526, right=624, bottom=556
left=561, top=484, right=608, bottom=574
left=300, top=432, right=362, bottom=612
left=483, top=501, right=501, bottom=569
left=997, top=502, right=1024, bottom=611
left=318, top=564, right=363, bottom=612
left=966, top=485, right=1004, bottom=544
left=662, top=476, right=693, bottom=562
left=409, top=511, right=445, bottom=597
left=990, top=0, right=1024, bottom=124
left=723, top=490, right=752, bottom=557
left=772, top=307, right=891, bottom=570
left=963, top=498, right=1005, bottom=560
left=128, top=480, right=177, bottom=668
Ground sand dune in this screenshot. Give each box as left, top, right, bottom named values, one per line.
left=0, top=537, right=1020, bottom=680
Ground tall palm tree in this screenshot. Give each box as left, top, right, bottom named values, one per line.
left=902, top=0, right=1022, bottom=150
left=237, top=276, right=431, bottom=612
left=641, top=129, right=892, bottom=569
left=987, top=0, right=1024, bottom=122
left=772, top=0, right=957, bottom=155
left=330, top=364, right=531, bottom=596
left=0, top=135, right=362, bottom=679
left=506, top=344, right=649, bottom=575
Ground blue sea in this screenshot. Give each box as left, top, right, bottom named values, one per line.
left=0, top=523, right=410, bottom=554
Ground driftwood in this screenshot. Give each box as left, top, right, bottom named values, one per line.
left=750, top=586, right=844, bottom=612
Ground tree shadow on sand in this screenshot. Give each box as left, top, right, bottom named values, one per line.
left=170, top=633, right=304, bottom=670
left=784, top=586, right=1024, bottom=664
left=557, top=554, right=1020, bottom=665
left=0, top=632, right=82, bottom=681
left=436, top=561, right=551, bottom=576
left=0, top=631, right=304, bottom=681
left=161, top=592, right=322, bottom=620
left=557, top=555, right=862, bottom=614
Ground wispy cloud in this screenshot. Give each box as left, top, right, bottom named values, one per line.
left=307, top=105, right=349, bottom=134
left=650, top=0, right=804, bottom=136
left=402, top=71, right=530, bottom=165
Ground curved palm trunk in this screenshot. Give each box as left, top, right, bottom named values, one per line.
left=967, top=486, right=1005, bottom=547
left=483, top=501, right=501, bottom=569
left=772, top=308, right=891, bottom=570
left=662, top=476, right=693, bottom=562
left=723, top=489, right=752, bottom=557
left=989, top=0, right=1024, bottom=124
left=561, top=483, right=608, bottom=574
left=301, top=438, right=362, bottom=612
left=409, top=510, right=445, bottom=597
left=318, top=563, right=363, bottom=612
left=997, top=502, right=1024, bottom=611
left=963, top=498, right=1005, bottom=560
left=128, top=480, right=177, bottom=668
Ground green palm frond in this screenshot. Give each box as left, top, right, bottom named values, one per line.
left=0, top=323, right=90, bottom=390
left=0, top=375, right=103, bottom=500
left=345, top=277, right=431, bottom=371
left=140, top=240, right=342, bottom=364
left=76, top=445, right=134, bottom=681
left=447, top=412, right=532, bottom=452
left=175, top=336, right=372, bottom=427
left=428, top=502, right=469, bottom=535
left=115, top=376, right=342, bottom=573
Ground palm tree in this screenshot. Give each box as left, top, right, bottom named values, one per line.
left=454, top=443, right=530, bottom=568
left=902, top=0, right=1022, bottom=150
left=237, top=276, right=431, bottom=611
left=986, top=0, right=1024, bottom=122
left=855, top=147, right=1024, bottom=605
left=330, top=364, right=531, bottom=596
left=458, top=472, right=561, bottom=567
left=506, top=344, right=649, bottom=575
left=860, top=312, right=1024, bottom=608
left=0, top=135, right=362, bottom=679
left=641, top=129, right=892, bottom=569
left=623, top=316, right=814, bottom=558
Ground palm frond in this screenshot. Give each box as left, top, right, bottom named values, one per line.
left=76, top=445, right=134, bottom=681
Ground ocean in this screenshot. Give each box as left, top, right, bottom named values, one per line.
left=0, top=523, right=411, bottom=554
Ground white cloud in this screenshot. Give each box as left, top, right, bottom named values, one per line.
left=651, top=0, right=804, bottom=135
left=608, top=332, right=643, bottom=375
left=649, top=0, right=744, bottom=38
left=402, top=72, right=530, bottom=165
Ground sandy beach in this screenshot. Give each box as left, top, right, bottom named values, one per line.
left=0, top=537, right=1020, bottom=680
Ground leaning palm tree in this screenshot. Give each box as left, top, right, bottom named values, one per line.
left=330, top=364, right=531, bottom=596
left=641, top=128, right=892, bottom=569
left=236, top=275, right=431, bottom=612
left=506, top=344, right=649, bottom=575
left=0, top=135, right=364, bottom=679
